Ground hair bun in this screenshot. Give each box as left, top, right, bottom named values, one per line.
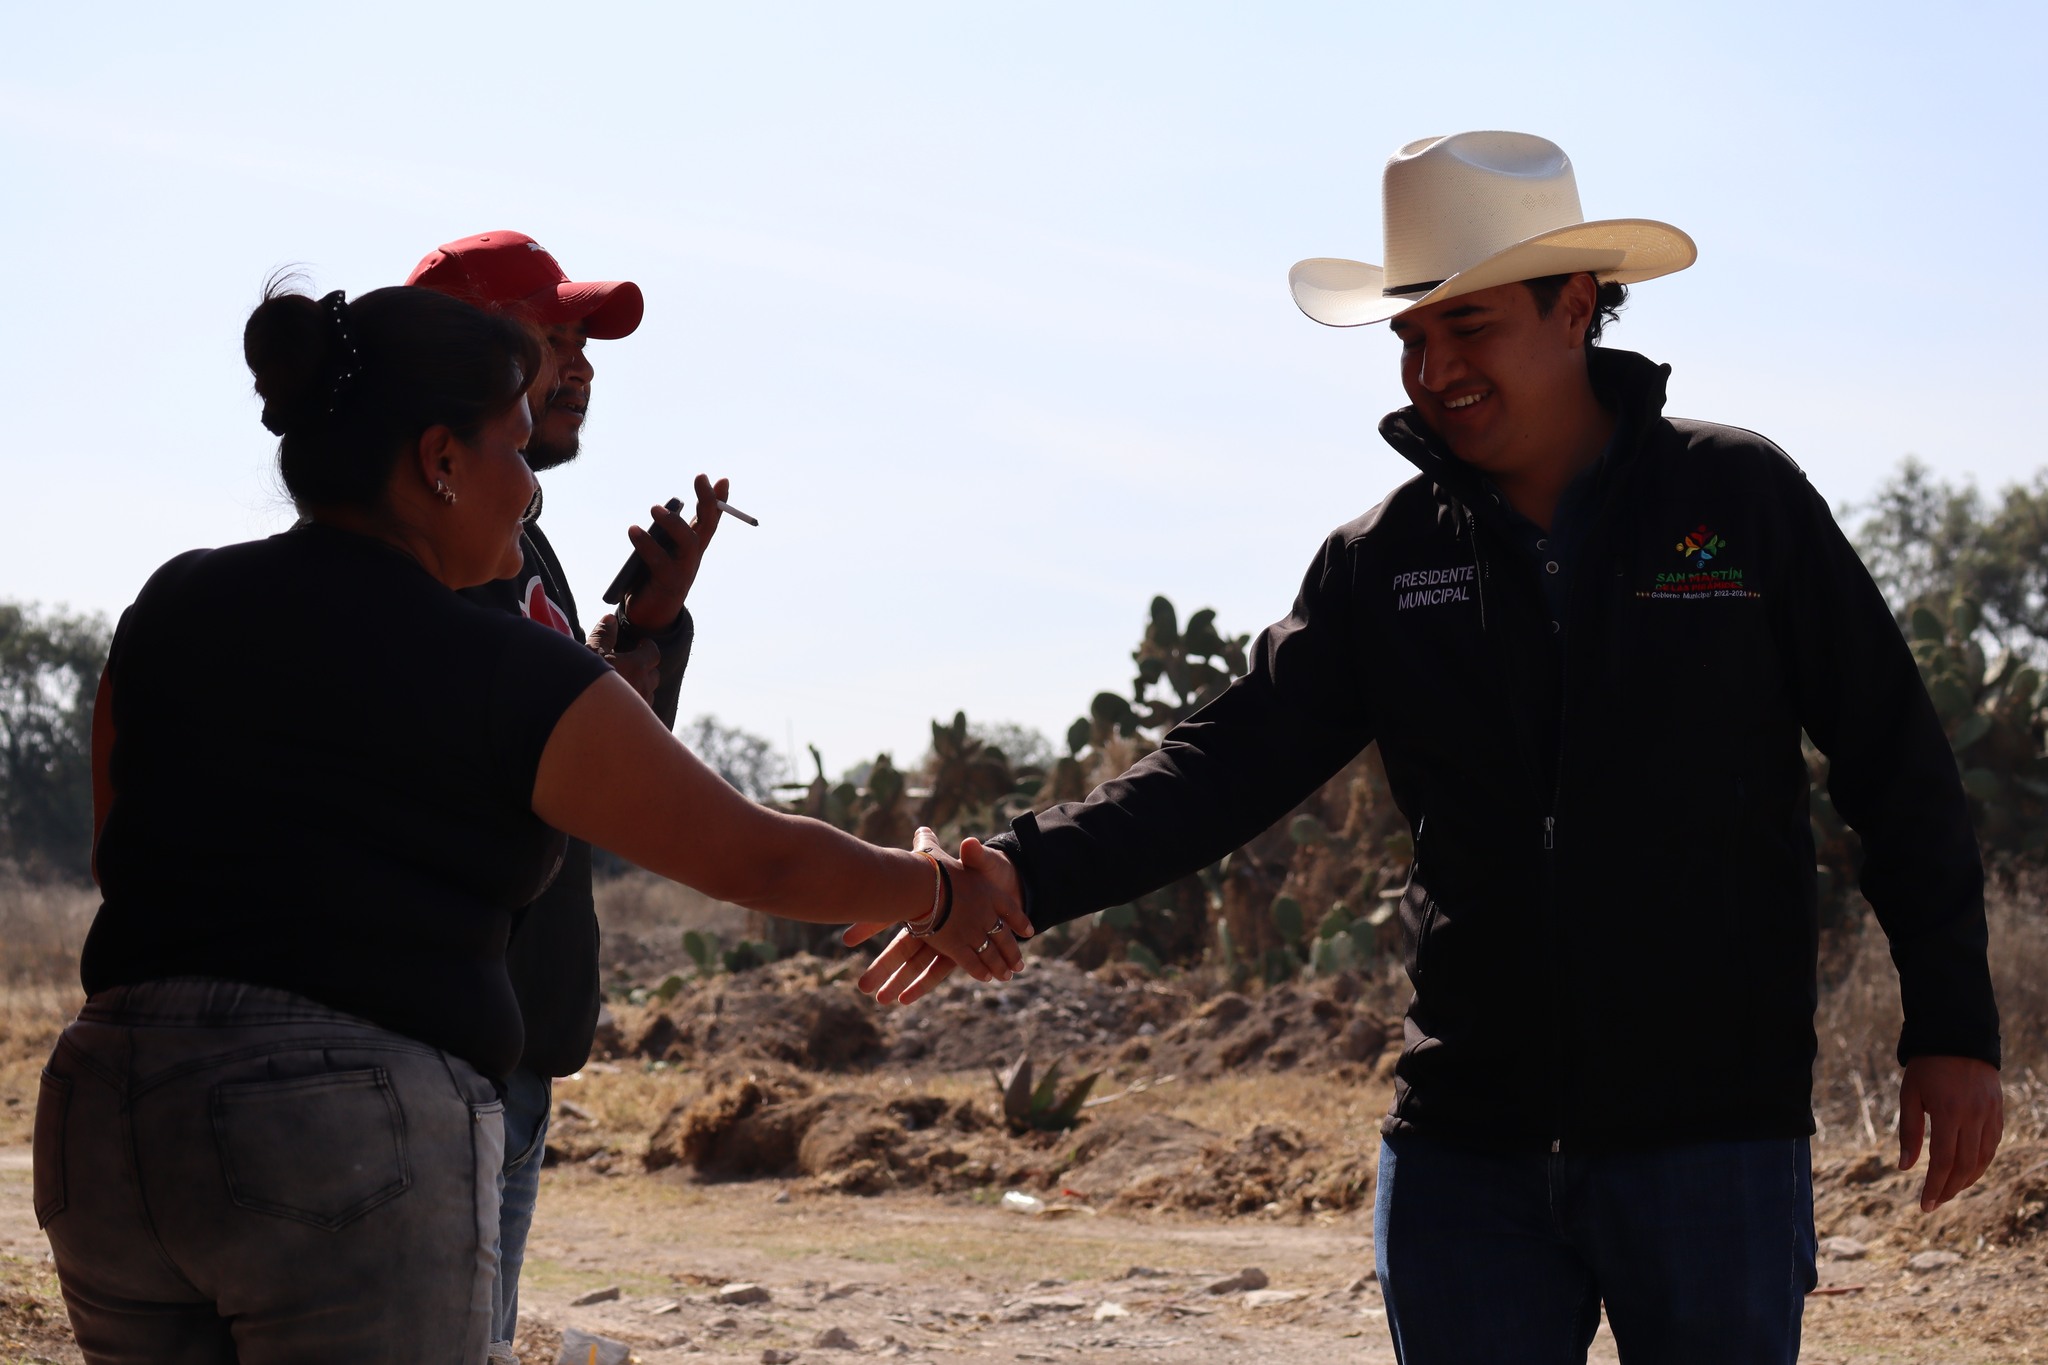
left=247, top=279, right=541, bottom=511
left=243, top=289, right=332, bottom=435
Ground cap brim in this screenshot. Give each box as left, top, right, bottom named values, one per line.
left=1289, top=219, right=1697, bottom=328
left=521, top=280, right=645, bottom=339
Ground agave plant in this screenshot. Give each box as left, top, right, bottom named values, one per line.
left=993, top=1055, right=1100, bottom=1134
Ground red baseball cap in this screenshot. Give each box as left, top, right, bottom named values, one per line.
left=405, top=230, right=644, bottom=340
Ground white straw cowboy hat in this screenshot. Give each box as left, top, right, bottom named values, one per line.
left=1289, top=131, right=1697, bottom=328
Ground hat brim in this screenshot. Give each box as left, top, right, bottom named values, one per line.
left=1289, top=218, right=1697, bottom=328
left=520, top=279, right=646, bottom=340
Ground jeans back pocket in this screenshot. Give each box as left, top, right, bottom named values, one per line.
left=32, top=1070, right=69, bottom=1228
left=212, top=1067, right=411, bottom=1231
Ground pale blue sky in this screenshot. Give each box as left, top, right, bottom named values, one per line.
left=4, top=1, right=2042, bottom=776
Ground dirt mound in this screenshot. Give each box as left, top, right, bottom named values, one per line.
left=1059, top=1114, right=1377, bottom=1216
left=642, top=1058, right=817, bottom=1172
left=642, top=1065, right=1377, bottom=1215
left=603, top=955, right=1405, bottom=1093
left=884, top=959, right=1192, bottom=1070
left=643, top=1066, right=1060, bottom=1195
left=617, top=959, right=886, bottom=1071
left=1813, top=1137, right=2048, bottom=1251
left=1060, top=1112, right=1213, bottom=1190
left=1106, top=981, right=1396, bottom=1081
left=889, top=967, right=1398, bottom=1083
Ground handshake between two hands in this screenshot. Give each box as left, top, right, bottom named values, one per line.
left=841, top=827, right=1033, bottom=1007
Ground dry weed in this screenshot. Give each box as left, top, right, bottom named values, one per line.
left=0, top=872, right=91, bottom=1143
left=1815, top=873, right=2048, bottom=1146
left=592, top=870, right=749, bottom=979
left=0, top=869, right=94, bottom=988
left=0, top=987, right=82, bottom=1144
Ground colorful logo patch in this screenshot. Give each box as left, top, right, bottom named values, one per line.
left=1676, top=525, right=1725, bottom=569
left=1636, top=525, right=1761, bottom=602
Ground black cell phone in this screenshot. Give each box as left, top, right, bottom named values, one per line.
left=601, top=497, right=684, bottom=605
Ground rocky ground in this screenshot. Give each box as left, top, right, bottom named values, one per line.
left=4, top=1150, right=2042, bottom=1364
left=3, top=954, right=2045, bottom=1362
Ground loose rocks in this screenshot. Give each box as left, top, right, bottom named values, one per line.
left=1000, top=1295, right=1088, bottom=1322
left=1821, top=1235, right=1868, bottom=1261
left=1205, top=1268, right=1270, bottom=1295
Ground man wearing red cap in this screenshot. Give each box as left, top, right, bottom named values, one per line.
left=409, top=231, right=727, bottom=1363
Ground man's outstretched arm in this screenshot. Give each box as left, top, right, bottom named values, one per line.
left=855, top=529, right=1378, bottom=1001
left=1778, top=468, right=2002, bottom=1210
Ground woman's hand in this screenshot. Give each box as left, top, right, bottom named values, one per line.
left=849, top=834, right=1030, bottom=1004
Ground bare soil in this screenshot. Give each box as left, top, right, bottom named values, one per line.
left=4, top=941, right=2047, bottom=1360
left=5, top=1148, right=2044, bottom=1364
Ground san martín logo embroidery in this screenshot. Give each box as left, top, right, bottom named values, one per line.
left=1637, top=525, right=1763, bottom=601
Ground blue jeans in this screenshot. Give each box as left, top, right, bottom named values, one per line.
left=1374, top=1130, right=1817, bottom=1365
left=490, top=1066, right=551, bottom=1361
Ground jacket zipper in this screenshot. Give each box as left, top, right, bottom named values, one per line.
left=1470, top=511, right=1571, bottom=1154
left=1544, top=619, right=1568, bottom=1152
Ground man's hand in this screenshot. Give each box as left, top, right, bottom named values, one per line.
left=1898, top=1054, right=2004, bottom=1211
left=587, top=613, right=661, bottom=702
left=623, top=473, right=728, bottom=632
left=848, top=836, right=1029, bottom=1005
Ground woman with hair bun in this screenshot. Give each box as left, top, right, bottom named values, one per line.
left=32, top=281, right=1029, bottom=1363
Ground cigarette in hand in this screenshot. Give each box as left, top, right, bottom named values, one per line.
left=715, top=499, right=758, bottom=527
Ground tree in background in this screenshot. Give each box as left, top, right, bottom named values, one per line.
left=1802, top=460, right=2048, bottom=901
left=967, top=720, right=1054, bottom=773
left=0, top=602, right=110, bottom=882
left=677, top=714, right=789, bottom=800
left=1855, top=457, right=2048, bottom=667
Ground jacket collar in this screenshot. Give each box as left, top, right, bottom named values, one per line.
left=1377, top=347, right=1673, bottom=517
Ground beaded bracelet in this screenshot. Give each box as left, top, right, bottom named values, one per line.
left=905, top=851, right=955, bottom=937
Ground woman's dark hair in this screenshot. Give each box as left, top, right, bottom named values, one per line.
left=1522, top=273, right=1628, bottom=346
left=244, top=277, right=543, bottom=509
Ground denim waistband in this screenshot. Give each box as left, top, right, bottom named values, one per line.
left=79, top=977, right=387, bottom=1031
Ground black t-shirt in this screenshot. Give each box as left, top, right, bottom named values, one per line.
left=82, top=523, right=612, bottom=1079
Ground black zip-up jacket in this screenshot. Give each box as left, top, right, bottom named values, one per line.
left=460, top=517, right=692, bottom=1078
left=989, top=347, right=1999, bottom=1153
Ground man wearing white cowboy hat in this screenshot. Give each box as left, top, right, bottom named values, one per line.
left=859, top=130, right=2004, bottom=1362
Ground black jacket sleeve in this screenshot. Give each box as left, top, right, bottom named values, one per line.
left=988, top=532, right=1376, bottom=931
left=1778, top=471, right=2000, bottom=1068
left=618, top=607, right=694, bottom=730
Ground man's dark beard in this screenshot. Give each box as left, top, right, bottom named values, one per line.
left=523, top=398, right=582, bottom=472
left=524, top=432, right=580, bottom=472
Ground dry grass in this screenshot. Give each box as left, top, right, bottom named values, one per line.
left=591, top=870, right=751, bottom=980
left=591, top=871, right=748, bottom=940
left=0, top=871, right=91, bottom=1144
left=0, top=869, right=93, bottom=990
left=1814, top=873, right=2048, bottom=1146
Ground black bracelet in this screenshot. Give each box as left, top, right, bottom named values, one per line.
left=931, top=858, right=954, bottom=934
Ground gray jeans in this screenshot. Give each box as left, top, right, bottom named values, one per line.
left=33, top=978, right=504, bottom=1364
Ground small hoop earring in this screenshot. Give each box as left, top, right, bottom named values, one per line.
left=435, top=480, right=458, bottom=506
